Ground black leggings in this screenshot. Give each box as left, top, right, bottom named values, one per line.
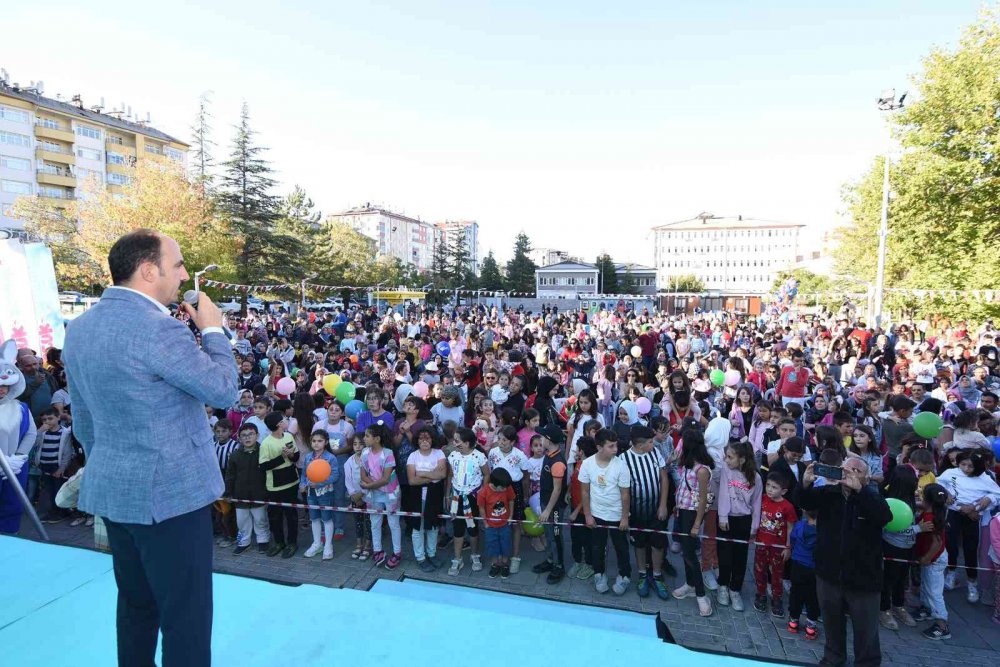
left=590, top=517, right=631, bottom=578
left=789, top=561, right=819, bottom=621
left=717, top=514, right=752, bottom=591
left=945, top=510, right=979, bottom=580
left=267, top=486, right=298, bottom=546
left=675, top=509, right=705, bottom=596
left=570, top=513, right=592, bottom=565
left=880, top=544, right=911, bottom=610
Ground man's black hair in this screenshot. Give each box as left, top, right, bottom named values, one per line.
left=108, top=228, right=162, bottom=285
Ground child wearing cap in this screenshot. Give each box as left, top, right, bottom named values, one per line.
left=531, top=424, right=568, bottom=583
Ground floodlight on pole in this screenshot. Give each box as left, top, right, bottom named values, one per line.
left=194, top=263, right=219, bottom=292
left=873, top=88, right=906, bottom=330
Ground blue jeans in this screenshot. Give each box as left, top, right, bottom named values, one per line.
left=307, top=489, right=336, bottom=521
left=920, top=550, right=948, bottom=622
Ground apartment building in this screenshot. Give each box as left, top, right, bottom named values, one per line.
left=0, top=76, right=187, bottom=230
left=434, top=219, right=480, bottom=274
left=652, top=213, right=804, bottom=295
left=328, top=204, right=435, bottom=271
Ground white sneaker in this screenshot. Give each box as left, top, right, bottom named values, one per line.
left=322, top=544, right=334, bottom=561
left=697, top=595, right=714, bottom=617
left=471, top=554, right=483, bottom=572
left=670, top=541, right=682, bottom=554
left=304, top=543, right=323, bottom=558
left=448, top=558, right=464, bottom=576
left=703, top=569, right=719, bottom=591
left=612, top=575, right=631, bottom=595
left=717, top=585, right=730, bottom=606
left=595, top=573, right=609, bottom=593
left=944, top=570, right=957, bottom=590
left=509, top=556, right=521, bottom=574
left=967, top=581, right=979, bottom=604
left=730, top=590, right=744, bottom=612
left=672, top=584, right=696, bottom=599
left=70, top=516, right=86, bottom=527
left=85, top=516, right=94, bottom=527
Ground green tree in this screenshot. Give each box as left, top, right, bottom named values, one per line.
left=620, top=267, right=639, bottom=294
left=190, top=91, right=215, bottom=192
left=216, top=102, right=300, bottom=309
left=312, top=220, right=380, bottom=303
left=836, top=9, right=1000, bottom=320
left=594, top=253, right=619, bottom=294
left=273, top=185, right=321, bottom=284
left=448, top=227, right=473, bottom=287
left=430, top=237, right=452, bottom=289
left=478, top=251, right=504, bottom=291
left=504, top=232, right=537, bottom=294
left=663, top=274, right=705, bottom=292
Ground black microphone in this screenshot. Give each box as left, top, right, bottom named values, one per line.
left=183, top=290, right=233, bottom=340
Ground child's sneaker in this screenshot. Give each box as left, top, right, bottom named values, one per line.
left=804, top=620, right=818, bottom=640
left=652, top=576, right=669, bottom=600
left=879, top=610, right=898, bottom=630
left=595, top=573, right=609, bottom=593
left=966, top=581, right=980, bottom=604
left=500, top=564, right=510, bottom=579
left=418, top=559, right=436, bottom=573
left=672, top=584, right=696, bottom=600
left=753, top=594, right=767, bottom=612
left=448, top=558, right=463, bottom=576
left=638, top=573, right=651, bottom=598
left=567, top=563, right=581, bottom=578
left=921, top=623, right=951, bottom=640
left=218, top=538, right=233, bottom=548
left=546, top=566, right=566, bottom=584
left=257, top=542, right=269, bottom=554
left=304, top=543, right=323, bottom=558
left=489, top=563, right=502, bottom=578
left=85, top=516, right=94, bottom=527
left=911, top=606, right=932, bottom=622
left=70, top=516, right=86, bottom=527
left=717, top=585, right=730, bottom=606
left=612, top=575, right=631, bottom=595
left=471, top=554, right=483, bottom=572
left=787, top=619, right=800, bottom=634
left=771, top=599, right=784, bottom=618
left=944, top=570, right=957, bottom=590
left=697, top=595, right=713, bottom=617
left=322, top=544, right=334, bottom=561
left=385, top=553, right=401, bottom=570
left=266, top=542, right=284, bottom=557
left=509, top=556, right=521, bottom=574
left=730, top=590, right=744, bottom=611
left=702, top=569, right=719, bottom=591
left=233, top=544, right=251, bottom=556
left=576, top=563, right=594, bottom=580
left=372, top=550, right=386, bottom=566
left=893, top=606, right=916, bottom=627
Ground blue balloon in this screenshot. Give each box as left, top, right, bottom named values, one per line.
left=345, top=399, right=366, bottom=421
left=436, top=341, right=451, bottom=357
left=260, top=358, right=269, bottom=371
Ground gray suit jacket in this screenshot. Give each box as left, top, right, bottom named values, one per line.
left=63, top=287, right=238, bottom=524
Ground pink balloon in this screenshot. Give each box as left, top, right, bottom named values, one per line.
left=635, top=397, right=652, bottom=415
left=276, top=377, right=295, bottom=395
left=412, top=381, right=429, bottom=398
left=724, top=370, right=742, bottom=387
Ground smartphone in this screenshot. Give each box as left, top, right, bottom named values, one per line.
left=814, top=463, right=843, bottom=480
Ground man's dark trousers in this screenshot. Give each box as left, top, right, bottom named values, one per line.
left=816, top=575, right=882, bottom=667
left=103, top=505, right=213, bottom=667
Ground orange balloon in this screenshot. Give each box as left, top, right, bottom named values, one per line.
left=306, top=458, right=331, bottom=484
left=350, top=354, right=358, bottom=364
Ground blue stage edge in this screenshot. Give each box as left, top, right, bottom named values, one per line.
left=1, top=536, right=774, bottom=666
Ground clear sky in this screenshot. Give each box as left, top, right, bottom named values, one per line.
left=1, top=1, right=984, bottom=264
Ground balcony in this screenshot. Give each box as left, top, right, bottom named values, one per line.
left=39, top=191, right=76, bottom=205
left=37, top=167, right=77, bottom=188
left=34, top=121, right=76, bottom=144
left=35, top=145, right=76, bottom=165
left=105, top=138, right=136, bottom=153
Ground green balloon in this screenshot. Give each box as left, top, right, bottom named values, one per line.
left=885, top=498, right=914, bottom=533
left=710, top=369, right=726, bottom=386
left=522, top=508, right=545, bottom=537
left=912, top=412, right=943, bottom=439
left=335, top=381, right=357, bottom=405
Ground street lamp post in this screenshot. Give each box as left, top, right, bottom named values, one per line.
left=873, top=88, right=906, bottom=330
left=301, top=273, right=317, bottom=310
left=194, top=263, right=218, bottom=292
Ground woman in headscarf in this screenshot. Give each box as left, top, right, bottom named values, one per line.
left=701, top=416, right=732, bottom=591
left=533, top=375, right=563, bottom=428
left=612, top=399, right=641, bottom=453
left=953, top=375, right=982, bottom=407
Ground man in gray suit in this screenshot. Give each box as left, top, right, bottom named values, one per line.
left=63, top=229, right=238, bottom=667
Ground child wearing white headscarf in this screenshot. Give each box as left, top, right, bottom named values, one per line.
left=701, top=416, right=732, bottom=591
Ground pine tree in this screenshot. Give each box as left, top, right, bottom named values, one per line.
left=448, top=227, right=473, bottom=287
left=431, top=236, right=452, bottom=289
left=595, top=253, right=619, bottom=294
left=216, top=102, right=299, bottom=306
left=190, top=92, right=215, bottom=191
left=620, top=267, right=639, bottom=294
left=478, top=251, right=504, bottom=291
left=504, top=232, right=537, bottom=294
left=273, top=185, right=320, bottom=282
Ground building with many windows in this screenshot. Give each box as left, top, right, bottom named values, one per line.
left=652, top=213, right=804, bottom=295
left=328, top=204, right=436, bottom=272
left=0, top=77, right=187, bottom=230
left=535, top=260, right=599, bottom=299
left=614, top=263, right=657, bottom=296
left=434, top=219, right=480, bottom=274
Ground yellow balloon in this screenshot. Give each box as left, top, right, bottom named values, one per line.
left=322, top=374, right=341, bottom=394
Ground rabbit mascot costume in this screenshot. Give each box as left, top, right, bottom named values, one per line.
left=0, top=339, right=37, bottom=534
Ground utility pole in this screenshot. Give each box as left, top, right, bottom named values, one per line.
left=873, top=88, right=906, bottom=330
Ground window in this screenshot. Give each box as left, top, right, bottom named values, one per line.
left=107, top=172, right=131, bottom=185
left=0, top=155, right=30, bottom=171
left=107, top=151, right=126, bottom=165
left=1, top=179, right=31, bottom=195
left=0, top=130, right=30, bottom=147
left=38, top=118, right=65, bottom=130
left=164, top=146, right=183, bottom=161
left=567, top=277, right=576, bottom=286
left=76, top=147, right=102, bottom=161
left=76, top=167, right=100, bottom=183
left=0, top=105, right=29, bottom=123
left=38, top=185, right=67, bottom=198
left=75, top=124, right=101, bottom=140
left=144, top=143, right=161, bottom=155
left=106, top=135, right=124, bottom=145
left=38, top=140, right=65, bottom=153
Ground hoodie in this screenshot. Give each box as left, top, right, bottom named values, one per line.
left=704, top=417, right=731, bottom=510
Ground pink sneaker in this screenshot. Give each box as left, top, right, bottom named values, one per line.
left=373, top=550, right=386, bottom=565
left=385, top=553, right=402, bottom=570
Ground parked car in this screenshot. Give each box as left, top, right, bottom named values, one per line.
left=218, top=296, right=263, bottom=313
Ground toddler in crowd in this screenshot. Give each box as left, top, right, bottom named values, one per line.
left=787, top=509, right=819, bottom=640
left=478, top=468, right=516, bottom=579
left=753, top=472, right=796, bottom=617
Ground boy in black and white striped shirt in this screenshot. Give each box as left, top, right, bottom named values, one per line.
left=33, top=407, right=73, bottom=523
left=620, top=424, right=671, bottom=598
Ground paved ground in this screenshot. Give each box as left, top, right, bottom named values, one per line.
left=23, top=515, right=999, bottom=666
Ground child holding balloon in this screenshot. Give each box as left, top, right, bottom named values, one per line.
left=300, top=430, right=340, bottom=560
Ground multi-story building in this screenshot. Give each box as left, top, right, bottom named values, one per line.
left=434, top=220, right=480, bottom=274
left=0, top=77, right=187, bottom=230
left=652, top=213, right=804, bottom=295
left=614, top=263, right=657, bottom=296
left=532, top=248, right=579, bottom=267
left=328, top=204, right=435, bottom=271
left=535, top=260, right=599, bottom=299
